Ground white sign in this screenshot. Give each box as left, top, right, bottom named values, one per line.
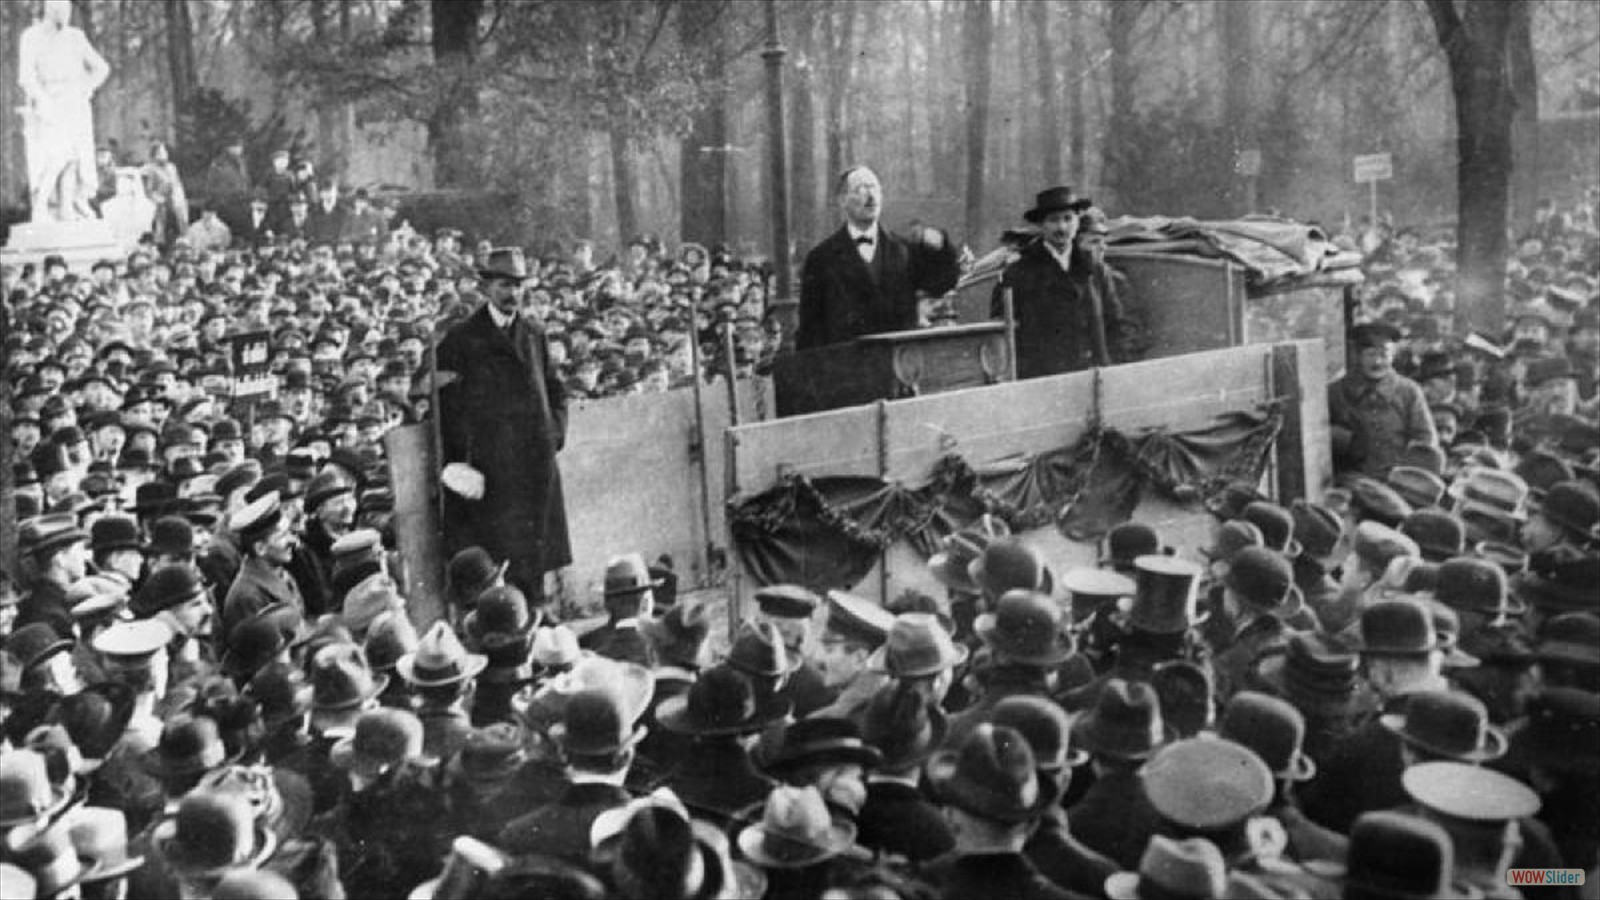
left=1353, top=153, right=1393, bottom=183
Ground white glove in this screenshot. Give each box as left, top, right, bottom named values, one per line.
left=441, top=462, right=485, bottom=500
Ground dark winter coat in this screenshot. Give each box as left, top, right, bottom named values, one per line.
left=796, top=224, right=960, bottom=350
left=992, top=240, right=1129, bottom=379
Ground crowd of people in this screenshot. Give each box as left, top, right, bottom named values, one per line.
left=1, top=167, right=1598, bottom=899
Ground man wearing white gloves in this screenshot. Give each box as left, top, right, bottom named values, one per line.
left=435, top=247, right=572, bottom=604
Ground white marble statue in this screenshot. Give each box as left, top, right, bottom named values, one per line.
left=18, top=0, right=111, bottom=222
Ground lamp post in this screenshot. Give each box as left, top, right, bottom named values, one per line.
left=762, top=0, right=793, bottom=305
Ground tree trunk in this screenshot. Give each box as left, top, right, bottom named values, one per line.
left=822, top=1, right=857, bottom=185
left=1426, top=0, right=1520, bottom=336
left=429, top=0, right=482, bottom=189
left=1105, top=0, right=1147, bottom=205
left=678, top=0, right=727, bottom=247
left=962, top=0, right=994, bottom=246
left=610, top=126, right=639, bottom=246
left=165, top=0, right=198, bottom=123
left=790, top=9, right=820, bottom=249
left=311, top=0, right=344, bottom=176
left=924, top=1, right=947, bottom=195
left=1220, top=0, right=1255, bottom=214
left=901, top=7, right=918, bottom=194
left=1507, top=3, right=1539, bottom=230
left=1066, top=0, right=1086, bottom=187
left=1032, top=0, right=1060, bottom=187
left=339, top=0, right=357, bottom=178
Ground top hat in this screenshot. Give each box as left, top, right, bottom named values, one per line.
left=1072, top=678, right=1172, bottom=761
left=822, top=591, right=894, bottom=649
left=974, top=590, right=1074, bottom=667
left=1022, top=186, right=1093, bottom=223
left=860, top=684, right=947, bottom=773
left=656, top=665, right=790, bottom=738
left=868, top=612, right=969, bottom=677
left=1105, top=836, right=1229, bottom=900
left=927, top=723, right=1059, bottom=824
left=398, top=621, right=489, bottom=687
left=603, top=553, right=663, bottom=599
left=1122, top=555, right=1204, bottom=635
left=1343, top=811, right=1467, bottom=900
left=990, top=695, right=1085, bottom=771
left=968, top=538, right=1052, bottom=600
left=736, top=785, right=856, bottom=870
left=1218, top=692, right=1315, bottom=782
left=1402, top=761, right=1540, bottom=823
left=331, top=707, right=425, bottom=778
left=1379, top=690, right=1508, bottom=762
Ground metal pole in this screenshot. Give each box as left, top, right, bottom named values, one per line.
left=762, top=0, right=793, bottom=302
left=1369, top=180, right=1378, bottom=229
left=687, top=326, right=716, bottom=586
left=1001, top=287, right=1017, bottom=382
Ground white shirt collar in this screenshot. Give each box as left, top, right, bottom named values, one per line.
left=1044, top=240, right=1074, bottom=271
left=486, top=303, right=516, bottom=330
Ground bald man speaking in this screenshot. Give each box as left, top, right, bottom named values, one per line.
left=796, top=166, right=961, bottom=350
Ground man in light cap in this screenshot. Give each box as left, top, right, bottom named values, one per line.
left=808, top=590, right=896, bottom=722
left=753, top=584, right=835, bottom=717
left=221, top=492, right=303, bottom=658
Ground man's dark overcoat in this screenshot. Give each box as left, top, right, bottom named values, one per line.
left=991, top=241, right=1128, bottom=379
left=796, top=225, right=959, bottom=350
left=436, top=305, right=572, bottom=594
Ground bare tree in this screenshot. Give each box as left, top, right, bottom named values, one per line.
left=1066, top=0, right=1087, bottom=187
left=963, top=0, right=994, bottom=244
left=1032, top=0, right=1060, bottom=186
left=821, top=0, right=857, bottom=182
left=429, top=0, right=482, bottom=188
left=1425, top=0, right=1527, bottom=335
left=679, top=0, right=729, bottom=246
left=166, top=0, right=199, bottom=122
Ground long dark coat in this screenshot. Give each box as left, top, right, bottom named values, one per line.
left=992, top=241, right=1128, bottom=379
left=436, top=305, right=572, bottom=594
left=796, top=224, right=960, bottom=350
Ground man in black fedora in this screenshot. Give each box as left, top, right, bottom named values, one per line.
left=435, top=247, right=572, bottom=601
left=994, top=186, right=1133, bottom=379
left=795, top=166, right=960, bottom=350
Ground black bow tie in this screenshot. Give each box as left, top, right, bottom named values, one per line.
left=854, top=234, right=874, bottom=246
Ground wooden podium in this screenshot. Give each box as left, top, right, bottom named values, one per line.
left=773, top=322, right=1014, bottom=417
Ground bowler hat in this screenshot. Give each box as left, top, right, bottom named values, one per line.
left=1241, top=502, right=1302, bottom=558
left=1434, top=556, right=1524, bottom=618
left=331, top=707, right=425, bottom=778
left=364, top=610, right=420, bottom=674
left=147, top=516, right=196, bottom=559
left=1351, top=521, right=1421, bottom=576
left=5, top=623, right=73, bottom=673
left=1200, top=519, right=1264, bottom=563
left=1022, top=185, right=1092, bottom=223
left=221, top=611, right=294, bottom=680
left=1100, top=522, right=1167, bottom=571
left=0, top=749, right=70, bottom=829
left=1218, top=692, right=1315, bottom=782
left=1380, top=690, right=1507, bottom=762
left=1400, top=510, right=1465, bottom=563
left=928, top=514, right=1010, bottom=594
left=1121, top=555, right=1204, bottom=634
left=152, top=790, right=278, bottom=878
left=1356, top=599, right=1440, bottom=657
left=868, top=612, right=968, bottom=677
left=1402, top=761, right=1539, bottom=822
left=28, top=516, right=89, bottom=561
left=1533, top=611, right=1600, bottom=670
left=1071, top=678, right=1172, bottom=761
left=1351, top=477, right=1413, bottom=528
left=1344, top=811, right=1465, bottom=900
left=88, top=515, right=142, bottom=555
left=1538, top=480, right=1600, bottom=536
left=1105, top=836, right=1228, bottom=900
left=1288, top=500, right=1344, bottom=563
left=969, top=537, right=1053, bottom=599
left=1223, top=547, right=1300, bottom=616
left=656, top=665, right=790, bottom=737
left=860, top=685, right=946, bottom=772
left=143, top=714, right=230, bottom=781
left=1513, top=549, right=1598, bottom=613
left=991, top=695, right=1085, bottom=771
left=549, top=686, right=649, bottom=756
left=975, top=590, right=1074, bottom=667
left=465, top=585, right=537, bottom=643
left=49, top=683, right=136, bottom=762
left=1472, top=540, right=1527, bottom=577
left=736, top=785, right=856, bottom=869
left=304, top=469, right=354, bottom=511
left=397, top=621, right=488, bottom=687
left=927, top=723, right=1059, bottom=823
left=1204, top=480, right=1268, bottom=521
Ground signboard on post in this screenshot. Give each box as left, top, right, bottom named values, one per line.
left=230, top=331, right=275, bottom=399
left=1352, top=153, right=1393, bottom=226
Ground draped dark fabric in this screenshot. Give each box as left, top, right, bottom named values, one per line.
left=727, top=406, right=1283, bottom=589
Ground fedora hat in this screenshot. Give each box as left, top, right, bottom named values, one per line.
left=603, top=553, right=663, bottom=599
left=1288, top=500, right=1344, bottom=563
left=530, top=624, right=584, bottom=670
left=736, top=785, right=856, bottom=869
left=1351, top=477, right=1414, bottom=528
left=928, top=515, right=1010, bottom=593
left=599, top=800, right=710, bottom=900
left=1105, top=836, right=1228, bottom=900
left=1218, top=692, right=1315, bottom=782
left=657, top=665, right=790, bottom=737
left=725, top=621, right=800, bottom=678
left=1388, top=466, right=1448, bottom=510
left=868, top=612, right=968, bottom=677
left=1534, top=612, right=1600, bottom=671
left=477, top=247, right=532, bottom=282
left=546, top=656, right=654, bottom=723
left=549, top=686, right=649, bottom=757
left=67, top=807, right=145, bottom=884
left=6, top=823, right=90, bottom=898
left=153, top=790, right=278, bottom=879
left=1241, top=502, right=1302, bottom=559
left=221, top=610, right=294, bottom=680
left=1140, top=737, right=1274, bottom=831
left=1400, top=509, right=1466, bottom=563
left=1433, top=556, right=1525, bottom=618
left=1471, top=541, right=1527, bottom=577
left=968, top=538, right=1052, bottom=600
left=1379, top=690, right=1507, bottom=762
left=1072, top=678, right=1172, bottom=761
left=398, top=621, right=489, bottom=687
left=1120, top=555, right=1205, bottom=634
left=975, top=590, right=1074, bottom=667
left=759, top=716, right=881, bottom=778
left=927, top=723, right=1059, bottom=824
left=640, top=600, right=711, bottom=670
left=1344, top=811, right=1469, bottom=900
left=247, top=662, right=314, bottom=730
left=310, top=643, right=388, bottom=728
left=990, top=695, right=1086, bottom=771
left=453, top=723, right=528, bottom=783
left=364, top=610, right=420, bottom=674
left=1022, top=186, right=1092, bottom=223
left=1401, top=761, right=1539, bottom=823
left=331, top=707, right=424, bottom=778
left=860, top=684, right=947, bottom=772
left=1355, top=599, right=1440, bottom=657
left=143, top=714, right=230, bottom=782
left=0, top=750, right=70, bottom=829
left=1059, top=567, right=1136, bottom=623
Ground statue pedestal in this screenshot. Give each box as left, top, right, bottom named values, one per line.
left=1, top=219, right=124, bottom=273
